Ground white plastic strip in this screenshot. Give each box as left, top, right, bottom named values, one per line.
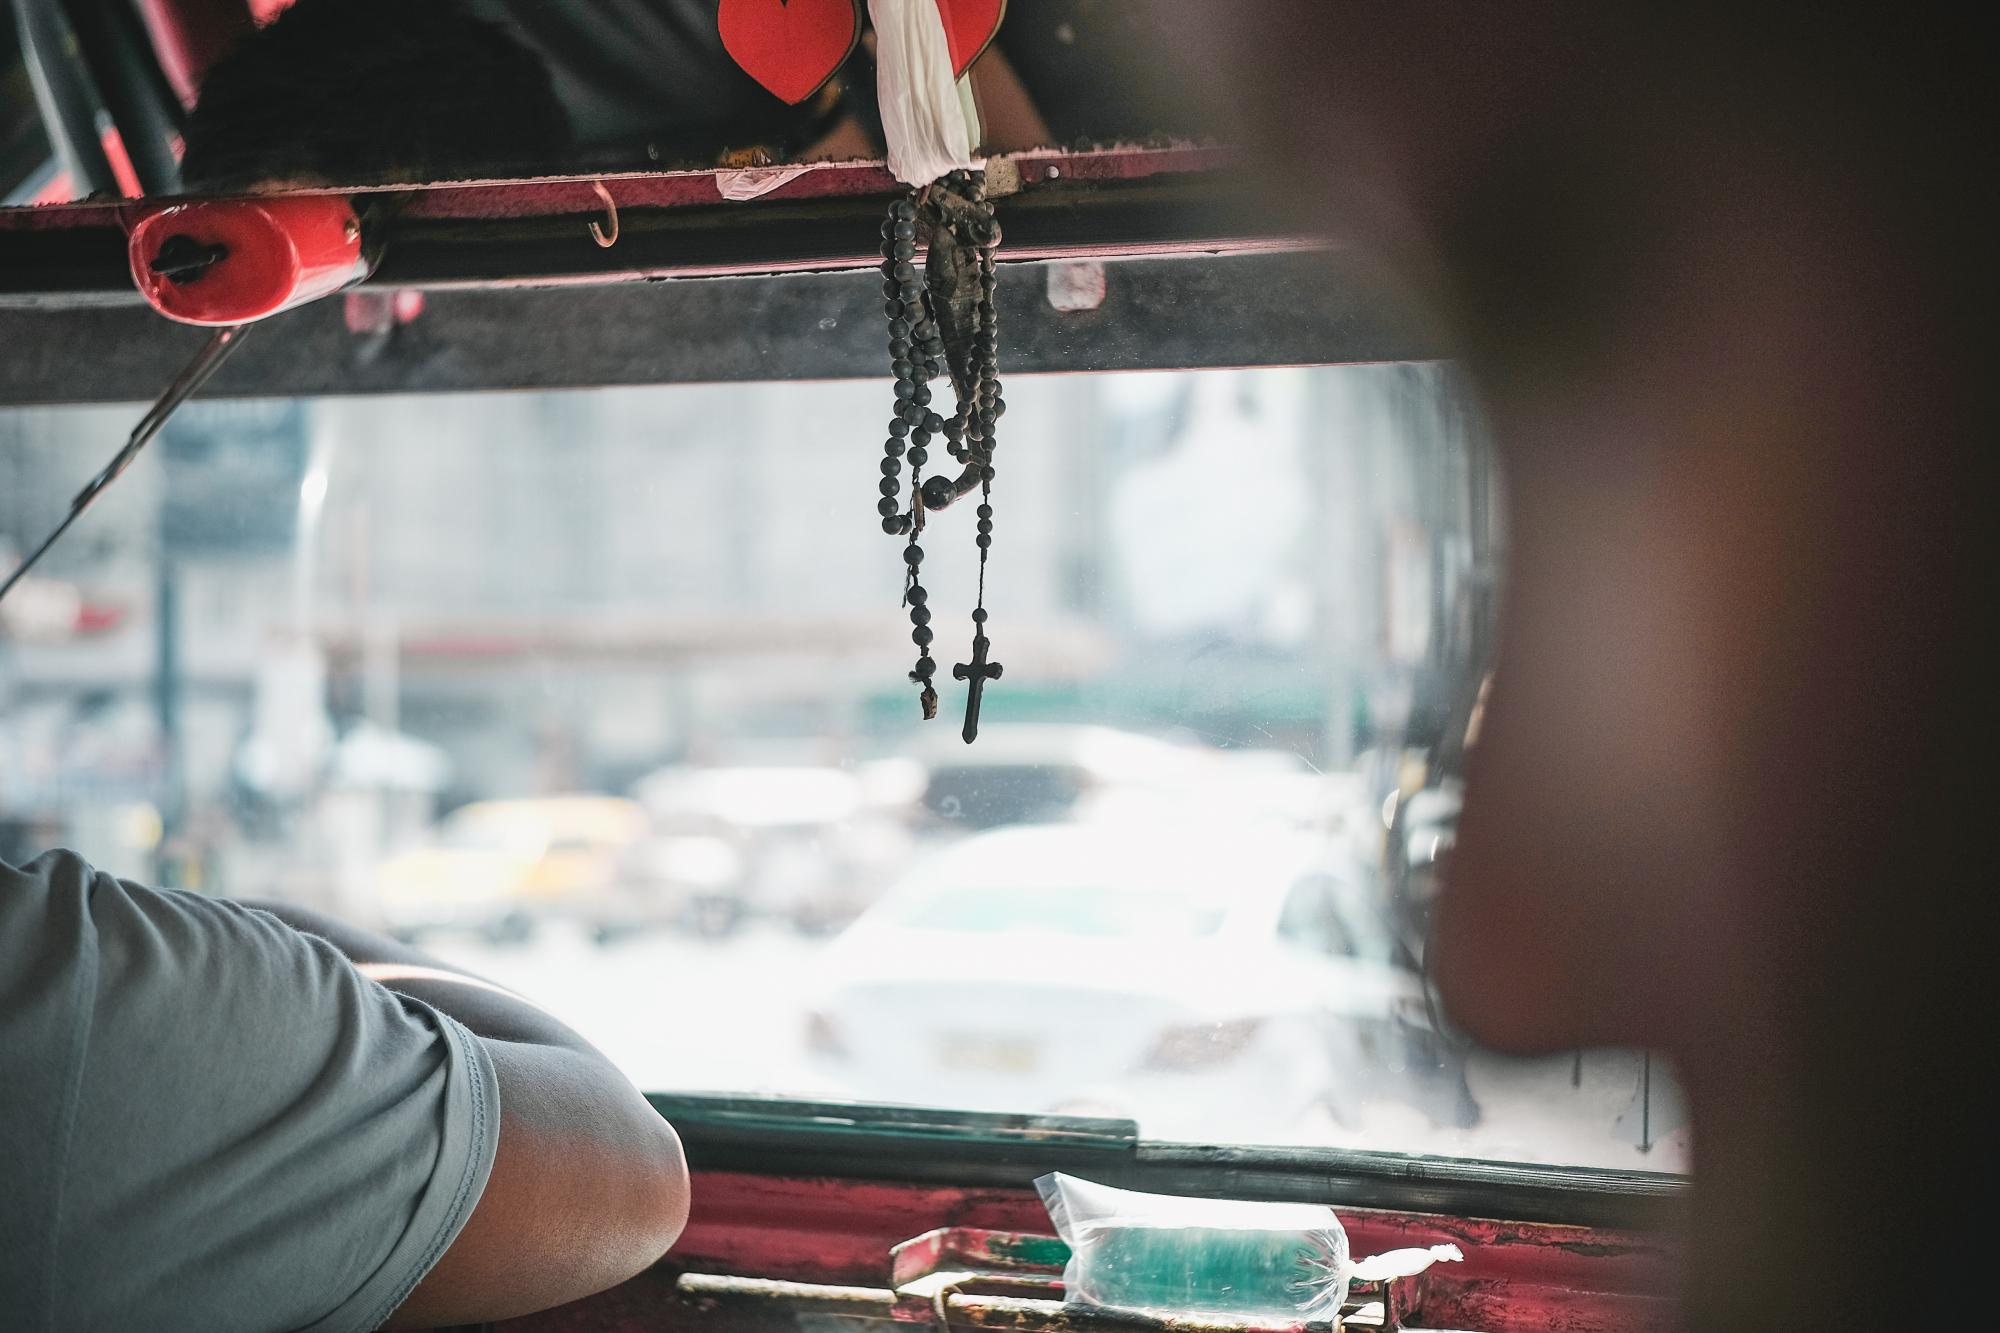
left=868, top=0, right=982, bottom=186
left=1346, top=1244, right=1466, bottom=1284
left=715, top=165, right=817, bottom=201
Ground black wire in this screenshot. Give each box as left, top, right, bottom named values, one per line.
left=13, top=0, right=118, bottom=195
left=0, top=324, right=249, bottom=607
left=0, top=504, right=87, bottom=604
left=60, top=0, right=185, bottom=194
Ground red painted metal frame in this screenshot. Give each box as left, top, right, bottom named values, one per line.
left=0, top=142, right=1240, bottom=234
left=0, top=143, right=1292, bottom=302
left=497, top=1171, right=1678, bottom=1333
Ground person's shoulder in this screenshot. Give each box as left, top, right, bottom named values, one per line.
left=0, top=848, right=108, bottom=952
left=0, top=848, right=337, bottom=996
left=2, top=846, right=99, bottom=894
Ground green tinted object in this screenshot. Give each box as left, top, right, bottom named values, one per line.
left=1038, top=1173, right=1350, bottom=1323
left=1069, top=1226, right=1342, bottom=1319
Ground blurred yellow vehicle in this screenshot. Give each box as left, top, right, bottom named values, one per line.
left=373, top=794, right=650, bottom=942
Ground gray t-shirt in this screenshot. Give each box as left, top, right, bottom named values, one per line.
left=1, top=851, right=501, bottom=1332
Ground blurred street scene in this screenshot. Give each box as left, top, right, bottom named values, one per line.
left=2, top=364, right=1685, bottom=1171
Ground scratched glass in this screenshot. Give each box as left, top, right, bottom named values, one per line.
left=0, top=366, right=1686, bottom=1171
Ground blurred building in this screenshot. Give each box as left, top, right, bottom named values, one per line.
left=2, top=365, right=1490, bottom=885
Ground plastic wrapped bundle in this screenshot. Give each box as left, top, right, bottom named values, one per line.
left=1036, top=1173, right=1350, bottom=1323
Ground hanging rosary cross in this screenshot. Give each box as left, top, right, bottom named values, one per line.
left=952, top=626, right=1002, bottom=743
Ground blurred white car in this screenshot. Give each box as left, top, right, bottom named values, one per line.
left=803, top=821, right=1430, bottom=1143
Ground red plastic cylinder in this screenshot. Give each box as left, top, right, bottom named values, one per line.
left=128, top=196, right=368, bottom=326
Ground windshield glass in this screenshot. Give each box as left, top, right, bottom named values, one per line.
left=0, top=364, right=1686, bottom=1172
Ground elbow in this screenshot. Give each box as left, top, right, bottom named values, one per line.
left=583, top=1106, right=689, bottom=1293
left=606, top=1105, right=689, bottom=1280
left=639, top=1113, right=691, bottom=1260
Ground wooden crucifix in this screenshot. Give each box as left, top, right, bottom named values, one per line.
left=952, top=632, right=1003, bottom=744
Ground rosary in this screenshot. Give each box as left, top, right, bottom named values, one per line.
left=874, top=168, right=1004, bottom=743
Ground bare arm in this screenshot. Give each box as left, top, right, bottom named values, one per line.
left=241, top=903, right=689, bottom=1326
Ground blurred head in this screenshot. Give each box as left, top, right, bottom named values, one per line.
left=1195, top=2, right=1978, bottom=1055
left=1193, top=3, right=1983, bottom=1322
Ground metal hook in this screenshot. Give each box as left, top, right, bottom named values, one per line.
left=589, top=181, right=619, bottom=248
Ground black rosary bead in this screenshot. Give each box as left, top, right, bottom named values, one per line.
left=880, top=478, right=901, bottom=497
left=875, top=190, right=1008, bottom=726
left=877, top=497, right=900, bottom=516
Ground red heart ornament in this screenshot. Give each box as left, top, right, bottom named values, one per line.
left=933, top=0, right=1005, bottom=77
left=718, top=0, right=863, bottom=105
